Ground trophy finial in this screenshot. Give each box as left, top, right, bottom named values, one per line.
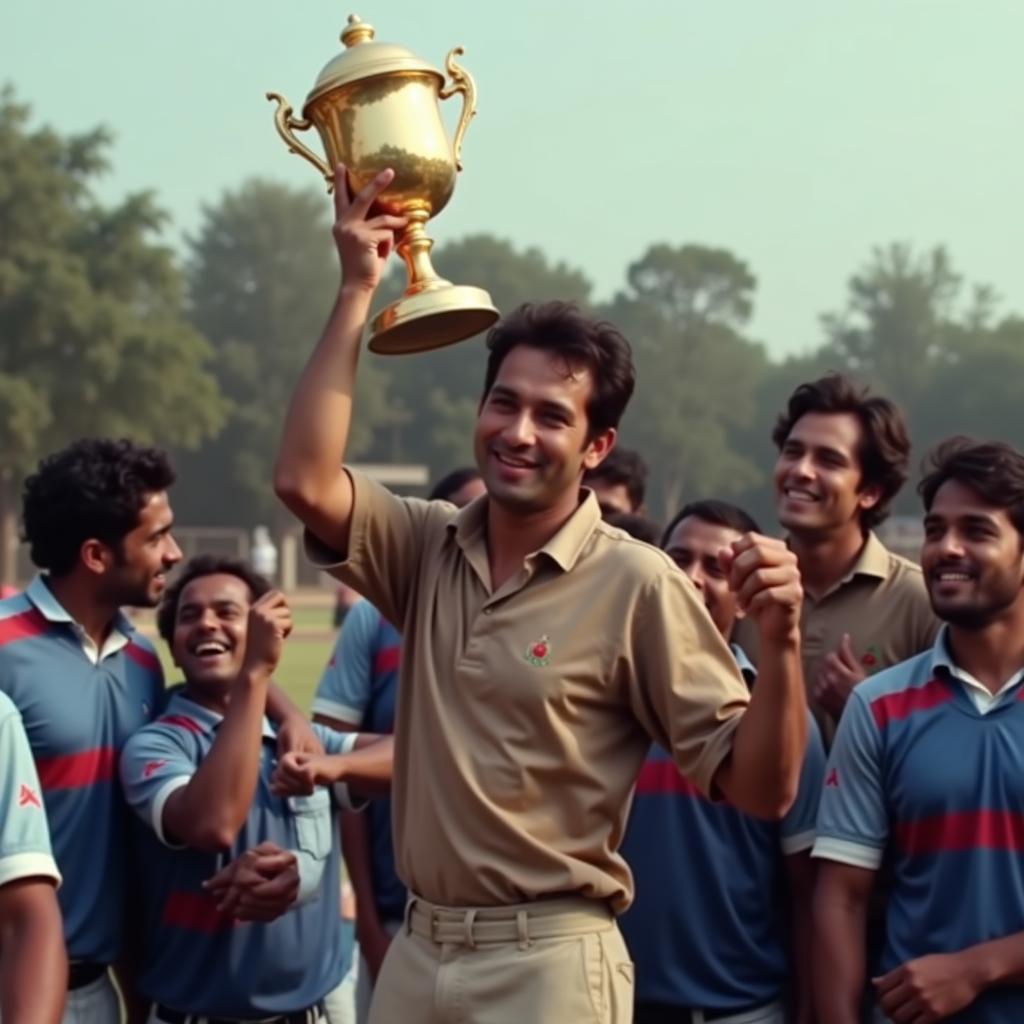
left=342, top=14, right=375, bottom=48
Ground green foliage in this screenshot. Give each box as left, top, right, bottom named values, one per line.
left=0, top=87, right=224, bottom=581
left=606, top=244, right=769, bottom=518
left=180, top=178, right=398, bottom=528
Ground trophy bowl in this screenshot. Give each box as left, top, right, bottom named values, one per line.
left=268, top=14, right=499, bottom=354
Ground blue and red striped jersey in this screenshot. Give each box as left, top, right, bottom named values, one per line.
left=0, top=577, right=163, bottom=963
left=816, top=628, right=1024, bottom=1023
left=312, top=598, right=404, bottom=919
left=620, top=646, right=826, bottom=1009
left=119, top=691, right=354, bottom=1017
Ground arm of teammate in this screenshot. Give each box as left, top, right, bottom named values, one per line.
left=780, top=714, right=826, bottom=1024
left=812, top=691, right=888, bottom=1023
left=713, top=535, right=807, bottom=818
left=267, top=684, right=323, bottom=759
left=873, top=932, right=1024, bottom=1022
left=273, top=165, right=407, bottom=557
left=272, top=734, right=394, bottom=798
left=162, top=591, right=292, bottom=850
left=316, top=711, right=393, bottom=982
left=0, top=702, right=65, bottom=1024
left=0, top=878, right=65, bottom=1024
left=814, top=861, right=875, bottom=1024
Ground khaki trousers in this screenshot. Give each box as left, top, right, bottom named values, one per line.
left=368, top=895, right=634, bottom=1024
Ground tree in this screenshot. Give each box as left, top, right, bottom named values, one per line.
left=605, top=244, right=768, bottom=518
left=181, top=178, right=398, bottom=534
left=0, top=87, right=224, bottom=584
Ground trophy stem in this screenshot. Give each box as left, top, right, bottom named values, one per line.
left=397, top=209, right=447, bottom=295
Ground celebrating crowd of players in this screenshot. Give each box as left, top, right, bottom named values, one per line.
left=2, top=164, right=1024, bottom=1024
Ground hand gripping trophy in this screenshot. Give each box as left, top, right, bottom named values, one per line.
left=268, top=14, right=499, bottom=354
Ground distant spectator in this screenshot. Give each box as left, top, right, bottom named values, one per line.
left=605, top=511, right=661, bottom=546
left=584, top=446, right=648, bottom=516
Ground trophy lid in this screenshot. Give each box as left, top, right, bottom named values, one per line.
left=304, top=15, right=443, bottom=107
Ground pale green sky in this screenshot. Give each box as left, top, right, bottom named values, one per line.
left=3, top=0, right=1021, bottom=357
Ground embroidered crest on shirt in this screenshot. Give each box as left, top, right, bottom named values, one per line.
left=861, top=644, right=882, bottom=674
left=142, top=759, right=168, bottom=780
left=524, top=635, right=552, bottom=667
left=825, top=768, right=839, bottom=788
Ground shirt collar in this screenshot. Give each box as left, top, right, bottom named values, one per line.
left=928, top=625, right=1024, bottom=697
left=165, top=689, right=277, bottom=740
left=25, top=575, right=135, bottom=638
left=448, top=488, right=602, bottom=574
left=842, top=531, right=890, bottom=583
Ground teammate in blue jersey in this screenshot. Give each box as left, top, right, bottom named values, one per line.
left=620, top=500, right=824, bottom=1024
left=312, top=467, right=483, bottom=1023
left=815, top=438, right=1024, bottom=1024
left=120, top=555, right=391, bottom=1023
left=0, top=439, right=324, bottom=1023
left=0, top=691, right=65, bottom=1024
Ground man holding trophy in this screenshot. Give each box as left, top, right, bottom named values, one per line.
left=271, top=16, right=808, bottom=1023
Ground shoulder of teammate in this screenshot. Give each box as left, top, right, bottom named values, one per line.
left=312, top=599, right=380, bottom=718
left=119, top=713, right=201, bottom=800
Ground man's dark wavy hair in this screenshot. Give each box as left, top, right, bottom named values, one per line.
left=21, top=438, right=176, bottom=576
left=584, top=446, right=649, bottom=511
left=772, top=374, right=910, bottom=531
left=919, top=437, right=1024, bottom=540
left=482, top=301, right=636, bottom=441
left=157, top=555, right=272, bottom=645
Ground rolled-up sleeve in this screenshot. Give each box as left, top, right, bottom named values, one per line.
left=626, top=569, right=750, bottom=797
left=304, top=469, right=445, bottom=630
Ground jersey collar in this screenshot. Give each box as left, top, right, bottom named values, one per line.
left=928, top=625, right=1024, bottom=713
left=25, top=575, right=135, bottom=661
left=165, top=689, right=277, bottom=740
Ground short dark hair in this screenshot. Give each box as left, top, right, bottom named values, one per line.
left=584, top=446, right=648, bottom=510
left=482, top=302, right=636, bottom=439
left=429, top=467, right=481, bottom=503
left=661, top=499, right=762, bottom=549
left=605, top=511, right=662, bottom=546
left=21, top=438, right=176, bottom=576
left=771, top=374, right=910, bottom=531
left=157, top=555, right=272, bottom=646
left=918, top=437, right=1024, bottom=538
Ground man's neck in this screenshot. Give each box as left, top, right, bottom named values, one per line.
left=788, top=525, right=869, bottom=601
left=44, top=574, right=120, bottom=649
left=947, top=613, right=1024, bottom=694
left=181, top=682, right=230, bottom=715
left=486, top=491, right=581, bottom=592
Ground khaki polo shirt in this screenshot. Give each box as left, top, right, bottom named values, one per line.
left=306, top=470, right=750, bottom=913
left=737, top=531, right=938, bottom=743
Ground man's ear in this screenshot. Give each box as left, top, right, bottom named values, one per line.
left=582, top=428, right=617, bottom=471
left=857, top=483, right=883, bottom=514
left=80, top=538, right=114, bottom=578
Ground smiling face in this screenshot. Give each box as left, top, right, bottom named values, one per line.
left=104, top=491, right=182, bottom=607
left=664, top=515, right=743, bottom=639
left=773, top=412, right=881, bottom=539
left=474, top=345, right=614, bottom=514
left=171, top=573, right=254, bottom=691
left=922, top=479, right=1024, bottom=630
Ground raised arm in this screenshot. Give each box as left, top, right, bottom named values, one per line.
left=714, top=535, right=807, bottom=818
left=273, top=165, right=407, bottom=555
left=162, top=592, right=292, bottom=850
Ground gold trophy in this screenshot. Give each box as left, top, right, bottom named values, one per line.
left=267, top=14, right=499, bottom=354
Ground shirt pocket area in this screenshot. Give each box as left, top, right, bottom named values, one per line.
left=288, top=788, right=332, bottom=861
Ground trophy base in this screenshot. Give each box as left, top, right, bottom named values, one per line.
left=368, top=284, right=500, bottom=355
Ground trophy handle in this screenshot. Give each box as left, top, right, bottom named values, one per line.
left=438, top=48, right=478, bottom=173
left=266, top=92, right=334, bottom=190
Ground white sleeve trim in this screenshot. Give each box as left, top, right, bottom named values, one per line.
left=152, top=775, right=193, bottom=848
left=310, top=698, right=363, bottom=725
left=812, top=836, right=884, bottom=869
left=0, top=852, right=61, bottom=888
left=332, top=781, right=367, bottom=812
left=780, top=828, right=816, bottom=856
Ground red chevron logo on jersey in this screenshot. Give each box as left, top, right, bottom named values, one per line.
left=825, top=768, right=839, bottom=788
left=143, top=759, right=168, bottom=779
left=18, top=784, right=41, bottom=808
